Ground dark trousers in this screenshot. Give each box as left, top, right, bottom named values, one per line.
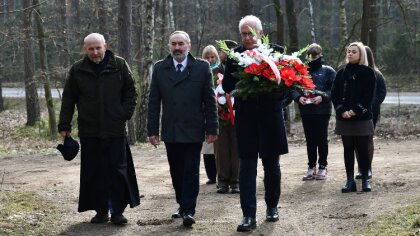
left=342, top=136, right=371, bottom=179
left=214, top=124, right=239, bottom=187
left=203, top=154, right=216, bottom=181
left=301, top=115, right=330, bottom=168
left=165, top=142, right=202, bottom=215
left=239, top=156, right=281, bottom=218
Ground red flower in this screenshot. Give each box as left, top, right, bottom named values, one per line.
left=244, top=63, right=262, bottom=75
left=280, top=67, right=299, bottom=87
left=300, top=76, right=316, bottom=89
left=280, top=58, right=292, bottom=66
left=220, top=112, right=230, bottom=121
left=262, top=68, right=277, bottom=81
left=293, top=61, right=308, bottom=75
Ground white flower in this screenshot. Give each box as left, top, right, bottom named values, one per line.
left=216, top=85, right=225, bottom=95
left=218, top=96, right=227, bottom=105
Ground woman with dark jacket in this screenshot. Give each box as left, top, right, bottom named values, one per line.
left=332, top=42, right=376, bottom=193
left=355, top=46, right=387, bottom=179
left=291, top=43, right=336, bottom=181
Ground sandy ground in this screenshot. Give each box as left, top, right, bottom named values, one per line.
left=1, top=137, right=419, bottom=235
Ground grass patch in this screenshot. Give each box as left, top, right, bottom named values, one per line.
left=386, top=74, right=420, bottom=92
left=0, top=191, right=60, bottom=235
left=362, top=200, right=420, bottom=235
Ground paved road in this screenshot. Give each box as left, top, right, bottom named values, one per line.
left=2, top=88, right=63, bottom=99
left=2, top=88, right=420, bottom=104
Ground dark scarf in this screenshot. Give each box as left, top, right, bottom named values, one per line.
left=308, top=57, right=323, bottom=72
left=88, top=50, right=111, bottom=76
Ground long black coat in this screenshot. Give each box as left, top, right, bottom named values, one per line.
left=222, top=45, right=288, bottom=158
left=147, top=53, right=218, bottom=142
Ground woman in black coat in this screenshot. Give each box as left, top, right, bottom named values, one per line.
left=332, top=42, right=376, bottom=193
left=355, top=46, right=387, bottom=179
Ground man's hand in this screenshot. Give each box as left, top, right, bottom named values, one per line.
left=348, top=110, right=356, bottom=116
left=341, top=111, right=352, bottom=119
left=206, top=135, right=218, bottom=143
left=148, top=135, right=160, bottom=147
left=298, top=96, right=308, bottom=105
left=310, top=96, right=323, bottom=105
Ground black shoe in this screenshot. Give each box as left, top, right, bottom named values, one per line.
left=110, top=214, right=128, bottom=225
left=206, top=179, right=216, bottom=184
left=266, top=207, right=279, bottom=222
left=362, top=179, right=372, bottom=192
left=217, top=186, right=229, bottom=194
left=90, top=213, right=109, bottom=223
left=171, top=208, right=182, bottom=219
left=341, top=180, right=357, bottom=193
left=182, top=213, right=195, bottom=226
left=237, top=217, right=256, bottom=232
left=231, top=186, right=240, bottom=194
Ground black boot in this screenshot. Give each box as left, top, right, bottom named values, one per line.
left=362, top=178, right=372, bottom=192
left=237, top=217, right=256, bottom=232
left=341, top=179, right=357, bottom=193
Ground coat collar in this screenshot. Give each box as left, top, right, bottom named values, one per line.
left=78, top=50, right=119, bottom=74
left=162, top=53, right=197, bottom=85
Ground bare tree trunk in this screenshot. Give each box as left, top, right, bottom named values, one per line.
left=285, top=0, right=299, bottom=122
left=155, top=0, right=164, bottom=59
left=167, top=0, right=175, bottom=30
left=22, top=0, right=40, bottom=126
left=239, top=0, right=253, bottom=17
left=96, top=0, right=109, bottom=38
left=308, top=0, right=316, bottom=43
left=361, top=0, right=370, bottom=44
left=285, top=0, right=298, bottom=52
left=368, top=0, right=378, bottom=54
left=0, top=76, right=3, bottom=112
left=33, top=0, right=57, bottom=138
left=195, top=0, right=204, bottom=55
left=339, top=0, right=348, bottom=46
left=135, top=0, right=155, bottom=142
left=273, top=0, right=284, bottom=44
left=56, top=0, right=70, bottom=87
left=118, top=0, right=135, bottom=144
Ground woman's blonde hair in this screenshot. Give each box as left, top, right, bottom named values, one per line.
left=346, top=42, right=368, bottom=66
left=202, top=45, right=220, bottom=63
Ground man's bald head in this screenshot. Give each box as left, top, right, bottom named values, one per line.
left=84, top=33, right=106, bottom=45
left=83, top=33, right=108, bottom=64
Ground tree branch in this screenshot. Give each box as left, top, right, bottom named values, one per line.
left=0, top=0, right=48, bottom=15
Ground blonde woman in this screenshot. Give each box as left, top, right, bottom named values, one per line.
left=332, top=42, right=376, bottom=193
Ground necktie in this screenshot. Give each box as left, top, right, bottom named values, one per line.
left=176, top=64, right=183, bottom=75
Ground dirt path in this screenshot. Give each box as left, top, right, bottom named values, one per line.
left=1, top=139, right=419, bottom=235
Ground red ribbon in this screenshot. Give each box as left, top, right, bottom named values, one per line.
left=225, top=93, right=235, bottom=125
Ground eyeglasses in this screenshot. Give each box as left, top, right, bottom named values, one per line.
left=240, top=32, right=254, bottom=38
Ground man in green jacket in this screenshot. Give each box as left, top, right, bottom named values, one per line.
left=58, top=33, right=139, bottom=225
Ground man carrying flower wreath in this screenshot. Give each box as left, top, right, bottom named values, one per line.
left=222, top=15, right=288, bottom=232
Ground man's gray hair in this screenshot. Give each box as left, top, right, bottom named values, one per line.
left=238, top=15, right=263, bottom=32
left=84, top=33, right=106, bottom=44
left=169, top=31, right=191, bottom=44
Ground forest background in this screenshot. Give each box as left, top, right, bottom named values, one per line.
left=0, top=0, right=419, bottom=143
left=0, top=1, right=419, bottom=235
